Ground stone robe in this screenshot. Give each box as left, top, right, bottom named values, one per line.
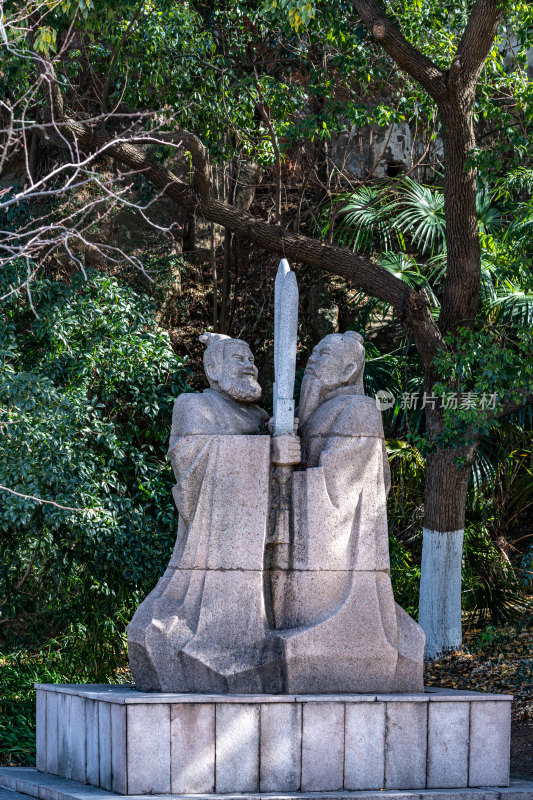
left=127, top=390, right=283, bottom=693
left=272, top=391, right=425, bottom=693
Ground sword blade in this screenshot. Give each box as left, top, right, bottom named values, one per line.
left=273, top=259, right=298, bottom=436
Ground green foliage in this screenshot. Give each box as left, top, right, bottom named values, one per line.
left=0, top=267, right=191, bottom=653
left=431, top=328, right=533, bottom=450
left=462, top=523, right=530, bottom=624
left=0, top=637, right=130, bottom=766
left=328, top=174, right=533, bottom=462
left=2, top=0, right=532, bottom=722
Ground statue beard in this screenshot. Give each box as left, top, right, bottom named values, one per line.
left=218, top=373, right=262, bottom=403
left=297, top=371, right=328, bottom=427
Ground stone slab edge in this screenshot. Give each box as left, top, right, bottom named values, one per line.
left=32, top=685, right=513, bottom=704
left=1, top=770, right=532, bottom=800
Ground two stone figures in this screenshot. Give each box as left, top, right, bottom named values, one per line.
left=127, top=331, right=425, bottom=693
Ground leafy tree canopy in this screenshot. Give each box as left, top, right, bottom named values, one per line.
left=0, top=265, right=190, bottom=658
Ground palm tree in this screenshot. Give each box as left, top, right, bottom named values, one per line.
left=328, top=177, right=533, bottom=633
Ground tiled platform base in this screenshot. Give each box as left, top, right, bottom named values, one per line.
left=34, top=685, right=513, bottom=796
left=2, top=769, right=533, bottom=800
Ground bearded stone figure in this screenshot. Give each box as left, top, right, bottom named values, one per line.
left=127, top=333, right=292, bottom=692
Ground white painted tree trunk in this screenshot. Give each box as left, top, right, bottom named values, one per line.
left=418, top=527, right=464, bottom=660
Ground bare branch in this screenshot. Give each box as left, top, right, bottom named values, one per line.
left=0, top=484, right=86, bottom=512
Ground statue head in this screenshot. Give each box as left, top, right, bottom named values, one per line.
left=298, top=331, right=365, bottom=425
left=200, top=332, right=262, bottom=403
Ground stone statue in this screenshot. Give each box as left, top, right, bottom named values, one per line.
left=272, top=331, right=425, bottom=692
left=128, top=328, right=424, bottom=693
left=127, top=333, right=295, bottom=692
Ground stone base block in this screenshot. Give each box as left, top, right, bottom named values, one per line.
left=2, top=769, right=533, bottom=800
left=34, top=685, right=513, bottom=795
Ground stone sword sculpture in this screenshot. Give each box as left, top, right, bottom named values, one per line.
left=269, top=259, right=299, bottom=611
left=273, top=258, right=298, bottom=435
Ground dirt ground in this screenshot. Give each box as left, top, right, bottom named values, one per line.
left=425, top=616, right=533, bottom=778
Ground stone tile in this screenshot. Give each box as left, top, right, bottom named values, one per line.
left=57, top=693, right=70, bottom=779
left=36, top=689, right=47, bottom=772
left=385, top=700, right=427, bottom=789
left=0, top=768, right=18, bottom=790
left=110, top=704, right=126, bottom=794
left=46, top=691, right=59, bottom=776
left=295, top=695, right=377, bottom=703
left=35, top=684, right=134, bottom=696
left=301, top=702, right=344, bottom=791
left=344, top=701, right=385, bottom=790
left=260, top=703, right=301, bottom=792
left=469, top=701, right=511, bottom=788
left=378, top=694, right=431, bottom=702
left=70, top=696, right=86, bottom=784
left=127, top=704, right=171, bottom=794
left=0, top=770, right=115, bottom=800
left=2, top=768, right=533, bottom=800
left=419, top=793, right=499, bottom=800
left=126, top=693, right=297, bottom=704
left=15, top=771, right=89, bottom=800
left=98, top=703, right=112, bottom=792
left=86, top=700, right=99, bottom=787
left=24, top=771, right=116, bottom=800
left=500, top=778, right=533, bottom=798
left=215, top=703, right=259, bottom=793
left=16, top=778, right=45, bottom=798
left=427, top=689, right=512, bottom=702
left=427, top=701, right=469, bottom=788
left=171, top=704, right=215, bottom=794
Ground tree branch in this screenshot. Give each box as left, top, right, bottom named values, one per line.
left=454, top=0, right=504, bottom=89
left=0, top=484, right=85, bottom=511
left=0, top=553, right=38, bottom=610
left=351, top=0, right=448, bottom=102
left=101, top=2, right=145, bottom=114
left=32, top=50, right=444, bottom=368
left=42, top=113, right=444, bottom=368
left=138, top=131, right=211, bottom=199
left=498, top=392, right=533, bottom=419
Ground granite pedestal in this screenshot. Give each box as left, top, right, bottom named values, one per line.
left=34, top=685, right=513, bottom=796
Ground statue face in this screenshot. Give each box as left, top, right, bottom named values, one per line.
left=210, top=341, right=262, bottom=403
left=305, top=336, right=351, bottom=388
left=298, top=334, right=364, bottom=425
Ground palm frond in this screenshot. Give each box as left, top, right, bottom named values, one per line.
left=476, top=192, right=503, bottom=233
left=377, top=252, right=440, bottom=307
left=363, top=343, right=403, bottom=400
left=491, top=281, right=533, bottom=327
left=336, top=187, right=396, bottom=252
left=494, top=167, right=533, bottom=201
left=393, top=177, right=446, bottom=255
left=386, top=439, right=425, bottom=469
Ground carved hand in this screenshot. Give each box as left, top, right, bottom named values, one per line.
left=267, top=417, right=299, bottom=435
left=271, top=434, right=301, bottom=466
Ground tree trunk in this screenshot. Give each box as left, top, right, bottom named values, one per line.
left=438, top=93, right=480, bottom=333
left=347, top=0, right=503, bottom=656
left=183, top=211, right=196, bottom=252
left=210, top=221, right=217, bottom=328
left=418, top=80, right=482, bottom=657
left=221, top=227, right=231, bottom=333
left=419, top=445, right=476, bottom=658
